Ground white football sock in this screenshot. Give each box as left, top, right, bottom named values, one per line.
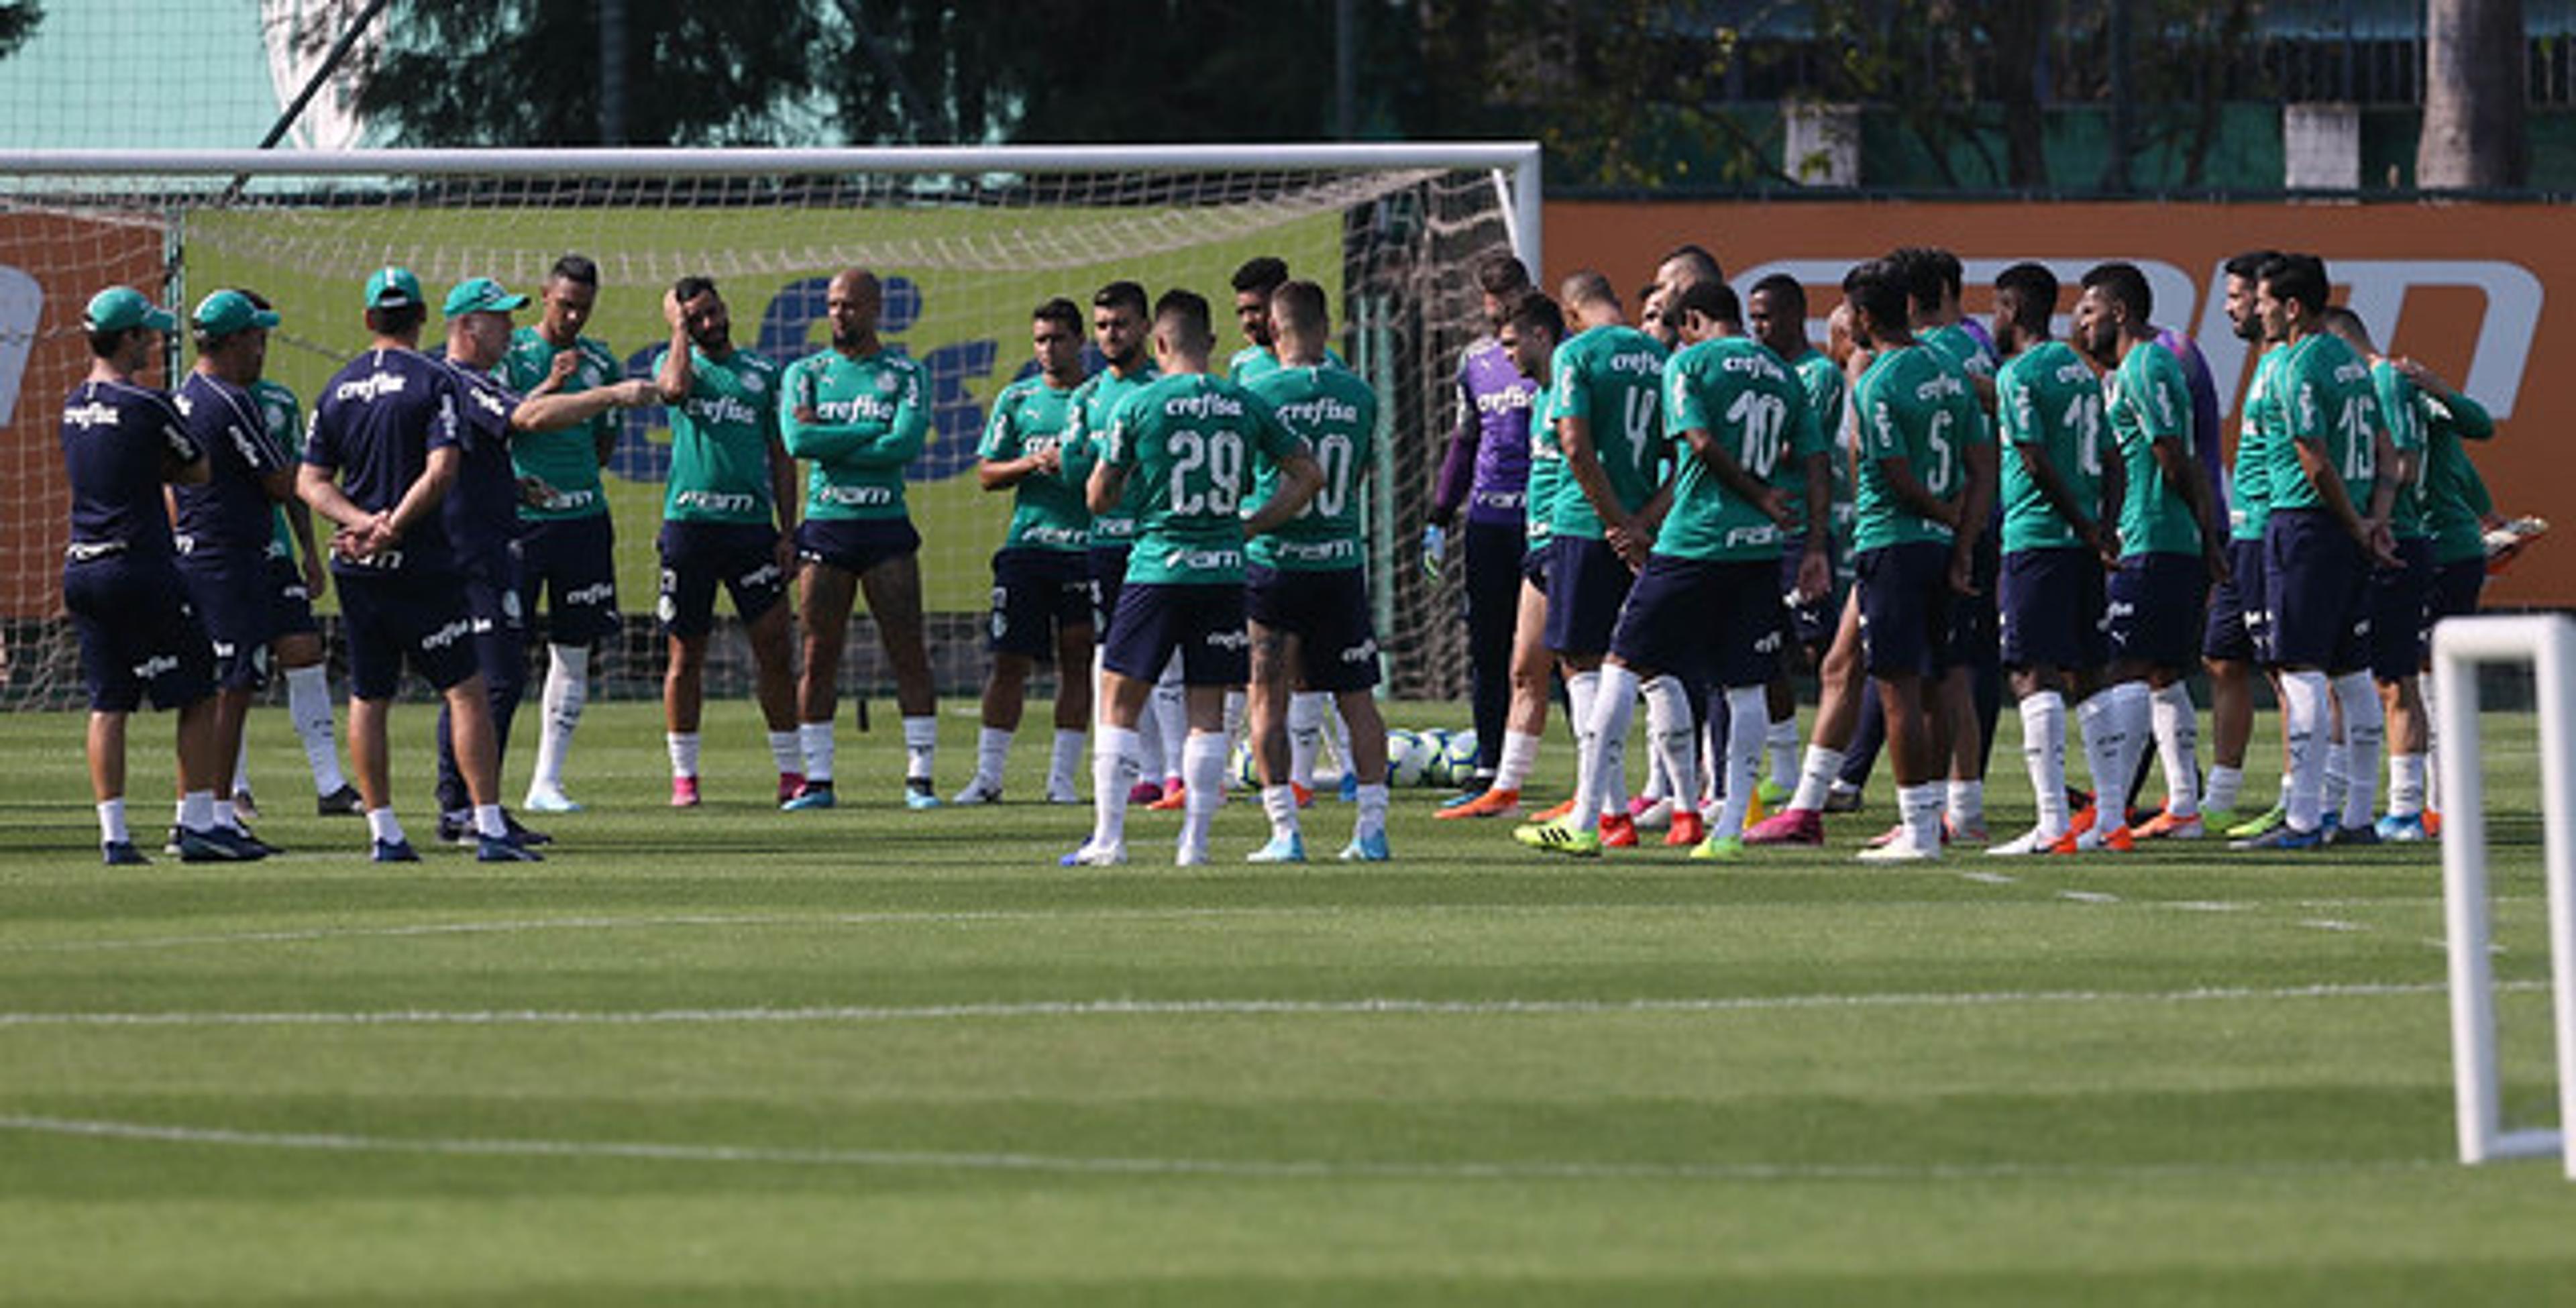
left=1766, top=715, right=1801, bottom=792
left=1287, top=692, right=1327, bottom=790
left=366, top=806, right=404, bottom=845
left=1788, top=745, right=1847, bottom=813
left=975, top=726, right=1012, bottom=789
left=1181, top=730, right=1226, bottom=857
left=2204, top=764, right=2244, bottom=816
left=1050, top=728, right=1086, bottom=797
left=766, top=730, right=801, bottom=776
left=1713, top=686, right=1768, bottom=839
left=1570, top=667, right=1629, bottom=832
left=284, top=663, right=345, bottom=794
left=2333, top=671, right=2384, bottom=830
left=1493, top=730, right=1541, bottom=792
left=902, top=715, right=937, bottom=783
left=2279, top=670, right=2331, bottom=832
left=1355, top=782, right=1390, bottom=842
left=472, top=803, right=507, bottom=840
left=798, top=721, right=836, bottom=783
left=2149, top=682, right=2200, bottom=818
left=178, top=789, right=214, bottom=832
left=2019, top=691, right=2070, bottom=838
left=530, top=643, right=588, bottom=794
left=1261, top=783, right=1300, bottom=841
left=1089, top=726, right=1140, bottom=849
left=97, top=799, right=129, bottom=847
left=1642, top=675, right=1692, bottom=810
left=667, top=731, right=701, bottom=780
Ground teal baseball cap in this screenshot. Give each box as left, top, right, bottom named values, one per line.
left=83, top=286, right=178, bottom=334
left=441, top=276, right=531, bottom=319
left=364, top=266, right=423, bottom=310
left=191, top=289, right=280, bottom=337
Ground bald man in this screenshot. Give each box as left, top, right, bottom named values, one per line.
left=779, top=268, right=942, bottom=810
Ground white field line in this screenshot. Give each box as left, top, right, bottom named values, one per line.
left=1, top=893, right=2536, bottom=957
left=0, top=1113, right=2451, bottom=1183
left=0, top=981, right=2544, bottom=1029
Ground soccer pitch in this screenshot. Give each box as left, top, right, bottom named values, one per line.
left=0, top=698, right=2567, bottom=1304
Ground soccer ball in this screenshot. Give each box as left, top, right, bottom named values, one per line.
left=1386, top=728, right=1430, bottom=787
left=1440, top=728, right=1481, bottom=786
left=1230, top=738, right=1259, bottom=790
left=1414, top=728, right=1451, bottom=787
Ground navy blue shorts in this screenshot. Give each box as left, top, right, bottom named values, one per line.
left=1542, top=535, right=1633, bottom=657
left=176, top=552, right=275, bottom=692
left=1246, top=565, right=1380, bottom=693
left=656, top=521, right=788, bottom=639
left=1998, top=547, right=2106, bottom=672
left=265, top=555, right=319, bottom=639
left=1102, top=581, right=1248, bottom=688
left=1609, top=554, right=1784, bottom=690
left=1854, top=541, right=1953, bottom=679
left=1779, top=534, right=1840, bottom=652
left=2106, top=551, right=2207, bottom=671
left=2428, top=555, right=2485, bottom=624
left=1520, top=533, right=1554, bottom=592
left=795, top=516, right=921, bottom=577
left=989, top=547, right=1094, bottom=660
left=514, top=514, right=619, bottom=645
left=1948, top=534, right=2001, bottom=672
left=2202, top=537, right=2269, bottom=664
left=2264, top=509, right=2369, bottom=672
left=63, top=552, right=216, bottom=713
left=335, top=567, right=479, bottom=700
left=1089, top=543, right=1132, bottom=639
left=2369, top=537, right=2437, bottom=682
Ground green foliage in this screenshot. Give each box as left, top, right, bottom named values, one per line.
left=0, top=1, right=40, bottom=62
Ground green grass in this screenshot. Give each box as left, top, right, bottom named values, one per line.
left=0, top=697, right=2568, bottom=1305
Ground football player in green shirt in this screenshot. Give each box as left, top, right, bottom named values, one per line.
left=1068, top=290, right=1320, bottom=868
left=652, top=276, right=804, bottom=809
left=2202, top=250, right=2287, bottom=838
left=2318, top=307, right=2440, bottom=840
left=1842, top=258, right=1988, bottom=861
left=1227, top=256, right=1290, bottom=384
left=956, top=296, right=1094, bottom=807
left=1063, top=280, right=1173, bottom=805
left=498, top=255, right=625, bottom=814
left=1240, top=280, right=1394, bottom=862
left=1541, top=270, right=1667, bottom=847
left=777, top=268, right=940, bottom=811
left=2075, top=262, right=2228, bottom=846
left=1746, top=272, right=1845, bottom=806
left=1986, top=264, right=2117, bottom=855
left=2237, top=254, right=2399, bottom=851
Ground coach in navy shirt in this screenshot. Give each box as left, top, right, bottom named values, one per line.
left=172, top=289, right=297, bottom=852
left=429, top=276, right=658, bottom=846
left=60, top=286, right=261, bottom=865
left=298, top=266, right=536, bottom=863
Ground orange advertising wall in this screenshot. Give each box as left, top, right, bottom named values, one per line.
left=1547, top=201, right=2567, bottom=607
left=0, top=213, right=167, bottom=617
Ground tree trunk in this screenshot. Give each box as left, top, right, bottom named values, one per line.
left=2419, top=0, right=2528, bottom=188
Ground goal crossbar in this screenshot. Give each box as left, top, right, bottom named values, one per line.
left=0, top=144, right=1546, bottom=274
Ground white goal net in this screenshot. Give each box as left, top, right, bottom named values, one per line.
left=0, top=146, right=1537, bottom=712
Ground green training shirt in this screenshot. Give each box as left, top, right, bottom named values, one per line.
left=2104, top=339, right=2203, bottom=558
left=2229, top=345, right=2284, bottom=542
left=1996, top=340, right=2106, bottom=554
left=2422, top=388, right=2498, bottom=564
left=1104, top=372, right=1307, bottom=586
left=1789, top=349, right=1851, bottom=550
left=500, top=327, right=621, bottom=521
left=654, top=344, right=782, bottom=525
left=1544, top=324, right=1668, bottom=541
left=250, top=377, right=302, bottom=561
left=1656, top=336, right=1822, bottom=562
left=2368, top=359, right=2430, bottom=542
left=1062, top=363, right=1159, bottom=545
left=2265, top=332, right=2379, bottom=516
left=978, top=375, right=1090, bottom=552
left=780, top=347, right=927, bottom=523
left=1244, top=362, right=1377, bottom=571
left=1851, top=343, right=1984, bottom=553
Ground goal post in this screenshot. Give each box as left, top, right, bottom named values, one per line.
left=2434, top=614, right=2576, bottom=1179
left=0, top=143, right=1541, bottom=712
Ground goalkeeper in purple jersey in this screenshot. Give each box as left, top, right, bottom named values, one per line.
left=1428, top=250, right=1540, bottom=792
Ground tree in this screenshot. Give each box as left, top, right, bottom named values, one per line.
left=0, top=1, right=41, bottom=62
left=2420, top=0, right=2528, bottom=189
left=297, top=0, right=828, bottom=146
